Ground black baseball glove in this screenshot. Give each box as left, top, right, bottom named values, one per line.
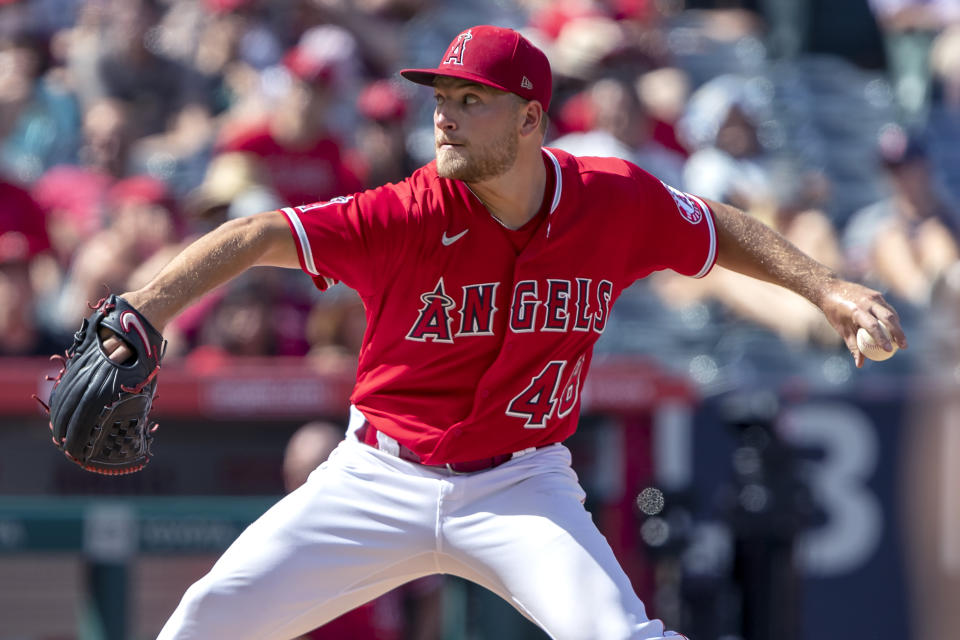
left=36, top=294, right=166, bottom=475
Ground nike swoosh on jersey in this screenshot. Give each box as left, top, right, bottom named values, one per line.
left=441, top=229, right=469, bottom=246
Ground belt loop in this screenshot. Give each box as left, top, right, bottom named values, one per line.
left=375, top=429, right=401, bottom=457
left=347, top=405, right=368, bottom=441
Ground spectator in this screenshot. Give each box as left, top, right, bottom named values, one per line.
left=217, top=25, right=363, bottom=207
left=305, top=286, right=367, bottom=374
left=75, top=97, right=135, bottom=179
left=129, top=152, right=284, bottom=360
left=636, top=66, right=692, bottom=159
left=926, top=24, right=960, bottom=203
left=301, top=0, right=412, bottom=79
left=931, top=22, right=960, bottom=109
left=550, top=76, right=686, bottom=187
left=0, top=178, right=64, bottom=355
left=547, top=15, right=631, bottom=85
left=284, top=421, right=444, bottom=640
left=869, top=0, right=960, bottom=124
left=668, top=75, right=843, bottom=346
left=31, top=97, right=135, bottom=260
left=0, top=30, right=80, bottom=183
left=180, top=1, right=287, bottom=142
left=655, top=164, right=844, bottom=346
left=352, top=79, right=416, bottom=188
left=155, top=0, right=275, bottom=108
left=195, top=276, right=277, bottom=358
left=183, top=151, right=282, bottom=226
left=130, top=101, right=219, bottom=200
left=844, top=125, right=960, bottom=306
left=282, top=420, right=345, bottom=493
left=676, top=75, right=842, bottom=345
left=66, top=0, right=205, bottom=136
left=54, top=175, right=182, bottom=326
left=679, top=74, right=775, bottom=212
left=187, top=270, right=312, bottom=360
left=125, top=1, right=290, bottom=198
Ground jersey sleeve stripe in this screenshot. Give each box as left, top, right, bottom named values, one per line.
left=689, top=194, right=716, bottom=279
left=280, top=207, right=320, bottom=276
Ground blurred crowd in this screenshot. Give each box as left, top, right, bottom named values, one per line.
left=3, top=0, right=960, bottom=382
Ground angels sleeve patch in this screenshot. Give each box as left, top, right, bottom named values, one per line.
left=661, top=182, right=704, bottom=225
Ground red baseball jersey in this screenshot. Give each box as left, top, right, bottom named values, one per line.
left=281, top=148, right=716, bottom=464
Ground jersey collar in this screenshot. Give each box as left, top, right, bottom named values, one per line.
left=542, top=147, right=562, bottom=237
left=461, top=148, right=563, bottom=233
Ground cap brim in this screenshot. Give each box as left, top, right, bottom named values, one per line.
left=399, top=68, right=513, bottom=96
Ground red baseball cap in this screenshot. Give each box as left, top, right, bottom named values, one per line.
left=284, top=46, right=334, bottom=86
left=108, top=176, right=170, bottom=207
left=358, top=80, right=408, bottom=122
left=400, top=25, right=552, bottom=110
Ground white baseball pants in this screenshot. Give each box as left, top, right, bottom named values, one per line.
left=157, top=432, right=682, bottom=639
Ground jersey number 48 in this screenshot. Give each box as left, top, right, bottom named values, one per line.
left=506, top=355, right=585, bottom=429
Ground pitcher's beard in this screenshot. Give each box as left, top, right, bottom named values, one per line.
left=436, top=128, right=518, bottom=182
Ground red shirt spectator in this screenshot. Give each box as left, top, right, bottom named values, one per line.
left=220, top=123, right=362, bottom=207
left=31, top=166, right=113, bottom=265
left=218, top=33, right=363, bottom=208
left=0, top=179, right=64, bottom=356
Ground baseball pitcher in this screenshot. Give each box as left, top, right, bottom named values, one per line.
left=47, top=25, right=906, bottom=640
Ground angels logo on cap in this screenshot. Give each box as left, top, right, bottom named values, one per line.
left=400, top=25, right=552, bottom=110
left=444, top=32, right=472, bottom=65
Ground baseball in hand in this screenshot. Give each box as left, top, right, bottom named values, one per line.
left=856, top=321, right=898, bottom=362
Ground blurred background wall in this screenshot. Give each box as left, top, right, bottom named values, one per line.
left=3, top=0, right=960, bottom=638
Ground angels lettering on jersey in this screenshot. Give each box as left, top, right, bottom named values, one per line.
left=406, top=277, right=612, bottom=343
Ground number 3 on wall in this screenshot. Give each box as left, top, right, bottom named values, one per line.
left=506, top=355, right=585, bottom=429
left=780, top=402, right=883, bottom=576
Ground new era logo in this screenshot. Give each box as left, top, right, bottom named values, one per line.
left=520, top=76, right=533, bottom=90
